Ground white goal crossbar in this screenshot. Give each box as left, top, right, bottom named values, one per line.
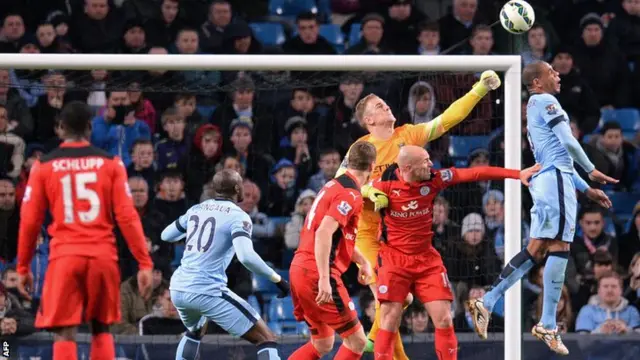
left=0, top=53, right=523, bottom=360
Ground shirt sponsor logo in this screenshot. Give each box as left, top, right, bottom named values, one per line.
left=401, top=200, right=418, bottom=211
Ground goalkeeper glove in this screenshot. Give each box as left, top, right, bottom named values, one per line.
left=361, top=184, right=389, bottom=212
left=472, top=70, right=501, bottom=97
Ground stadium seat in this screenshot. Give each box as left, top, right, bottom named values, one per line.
left=196, top=105, right=216, bottom=119
left=349, top=23, right=361, bottom=46
left=268, top=320, right=309, bottom=335
left=599, top=108, right=640, bottom=132
left=268, top=297, right=296, bottom=321
left=319, top=24, right=345, bottom=53
left=250, top=22, right=286, bottom=46
left=448, top=136, right=490, bottom=158
left=248, top=295, right=262, bottom=316
left=269, top=0, right=318, bottom=17
left=606, top=191, right=640, bottom=215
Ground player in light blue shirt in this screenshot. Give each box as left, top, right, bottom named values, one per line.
left=468, top=61, right=617, bottom=355
left=161, top=169, right=290, bottom=360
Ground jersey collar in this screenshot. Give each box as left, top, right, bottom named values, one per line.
left=60, top=140, right=91, bottom=148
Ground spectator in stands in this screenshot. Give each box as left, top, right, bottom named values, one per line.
left=572, top=13, right=630, bottom=109
left=625, top=253, right=640, bottom=309
left=521, top=24, right=551, bottom=67
left=307, top=148, right=341, bottom=193
left=534, top=286, right=574, bottom=333
left=156, top=107, right=188, bottom=173
left=574, top=249, right=615, bottom=311
left=138, top=283, right=185, bottom=335
left=186, top=124, right=223, bottom=203
left=86, top=69, right=108, bottom=109
left=0, top=13, right=25, bottom=53
left=48, top=11, right=75, bottom=53
left=279, top=116, right=313, bottom=187
left=469, top=25, right=495, bottom=56
left=174, top=28, right=221, bottom=89
left=120, top=19, right=148, bottom=55
left=226, top=117, right=273, bottom=192
left=346, top=13, right=391, bottom=55
left=455, top=285, right=504, bottom=333
left=482, top=190, right=530, bottom=261
left=283, top=12, right=336, bottom=55
left=358, top=289, right=376, bottom=332
left=127, top=140, right=156, bottom=189
left=31, top=72, right=67, bottom=144
left=445, top=148, right=494, bottom=220
left=620, top=203, right=640, bottom=270
left=36, top=23, right=60, bottom=53
left=200, top=0, right=233, bottom=53
left=606, top=0, right=640, bottom=61
left=218, top=22, right=264, bottom=84
left=150, top=172, right=190, bottom=231
left=91, top=90, right=151, bottom=166
left=0, top=104, right=24, bottom=179
left=0, top=284, right=35, bottom=337
left=417, top=21, right=441, bottom=55
left=572, top=206, right=619, bottom=277
left=127, top=82, right=157, bottom=134
left=1, top=267, right=30, bottom=309
left=568, top=119, right=609, bottom=190
left=137, top=46, right=185, bottom=113
left=262, top=159, right=297, bottom=218
left=326, top=73, right=367, bottom=156
left=72, top=0, right=125, bottom=53
left=575, top=271, right=640, bottom=334
left=113, top=255, right=170, bottom=335
left=444, top=212, right=502, bottom=287
left=551, top=47, right=601, bottom=134
left=432, top=196, right=460, bottom=254
left=14, top=143, right=43, bottom=206
left=175, top=93, right=204, bottom=137
left=398, top=80, right=440, bottom=126
left=145, top=0, right=184, bottom=48
left=276, top=88, right=322, bottom=145
left=589, top=122, right=640, bottom=192
left=284, top=189, right=316, bottom=250
left=211, top=76, right=274, bottom=153
left=381, top=0, right=428, bottom=54
left=438, top=0, right=481, bottom=54
left=216, top=154, right=245, bottom=177
left=0, top=69, right=33, bottom=139
left=0, top=178, right=18, bottom=263
left=239, top=179, right=278, bottom=241
left=403, top=302, right=430, bottom=334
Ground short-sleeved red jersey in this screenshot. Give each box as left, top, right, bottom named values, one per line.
left=17, top=141, right=153, bottom=275
left=374, top=164, right=520, bottom=255
left=291, top=172, right=363, bottom=276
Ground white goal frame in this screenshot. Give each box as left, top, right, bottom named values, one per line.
left=0, top=53, right=523, bottom=360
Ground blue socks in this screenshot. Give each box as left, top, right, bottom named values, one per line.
left=483, top=249, right=535, bottom=312
left=257, top=341, right=281, bottom=360
left=176, top=330, right=201, bottom=360
left=541, top=251, right=569, bottom=330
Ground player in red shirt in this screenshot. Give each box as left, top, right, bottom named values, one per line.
left=289, top=141, right=377, bottom=360
left=16, top=102, right=154, bottom=360
left=371, top=145, right=539, bottom=360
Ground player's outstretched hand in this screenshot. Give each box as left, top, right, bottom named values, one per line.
left=275, top=278, right=290, bottom=298
left=17, top=272, right=34, bottom=301
left=361, top=184, right=388, bottom=212
left=588, top=169, right=619, bottom=185
left=520, top=163, right=542, bottom=186
left=473, top=70, right=502, bottom=97
left=585, top=188, right=612, bottom=209
left=137, top=269, right=153, bottom=301
left=316, top=277, right=333, bottom=305
left=357, top=261, right=374, bottom=286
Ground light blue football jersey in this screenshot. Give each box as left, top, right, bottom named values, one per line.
left=169, top=199, right=253, bottom=296
left=526, top=93, right=574, bottom=174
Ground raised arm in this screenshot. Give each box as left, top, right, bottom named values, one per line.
left=551, top=120, right=595, bottom=173
left=446, top=166, right=520, bottom=186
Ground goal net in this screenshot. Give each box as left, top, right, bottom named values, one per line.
left=0, top=54, right=523, bottom=360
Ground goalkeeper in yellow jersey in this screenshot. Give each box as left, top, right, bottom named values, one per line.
left=336, top=70, right=501, bottom=359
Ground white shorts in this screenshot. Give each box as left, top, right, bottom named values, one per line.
left=170, top=289, right=260, bottom=337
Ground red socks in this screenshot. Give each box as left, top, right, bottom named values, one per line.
left=435, top=326, right=458, bottom=360
left=334, top=344, right=361, bottom=360
left=53, top=341, right=77, bottom=360
left=288, top=341, right=321, bottom=360
left=373, top=328, right=396, bottom=360
left=91, top=333, right=115, bottom=360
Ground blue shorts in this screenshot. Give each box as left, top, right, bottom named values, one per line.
left=171, top=289, right=260, bottom=337
left=529, top=169, right=577, bottom=242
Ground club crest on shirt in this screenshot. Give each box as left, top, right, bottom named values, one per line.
left=337, top=200, right=352, bottom=216
left=242, top=221, right=252, bottom=232
left=420, top=186, right=430, bottom=196
left=545, top=104, right=557, bottom=115
left=440, top=169, right=453, bottom=182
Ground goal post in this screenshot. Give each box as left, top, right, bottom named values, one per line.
left=0, top=53, right=522, bottom=360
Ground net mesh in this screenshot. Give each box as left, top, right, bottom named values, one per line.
left=2, top=65, right=520, bottom=358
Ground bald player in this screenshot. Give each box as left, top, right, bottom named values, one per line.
left=161, top=169, right=290, bottom=360
left=370, top=145, right=538, bottom=360
left=337, top=70, right=502, bottom=358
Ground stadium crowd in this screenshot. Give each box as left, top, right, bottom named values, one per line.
left=0, top=0, right=639, bottom=341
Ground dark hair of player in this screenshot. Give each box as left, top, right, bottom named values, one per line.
left=347, top=141, right=376, bottom=171
left=212, top=169, right=243, bottom=202
left=59, top=101, right=93, bottom=139
left=522, top=61, right=546, bottom=88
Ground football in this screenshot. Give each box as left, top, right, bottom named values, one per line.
left=500, top=0, right=535, bottom=34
